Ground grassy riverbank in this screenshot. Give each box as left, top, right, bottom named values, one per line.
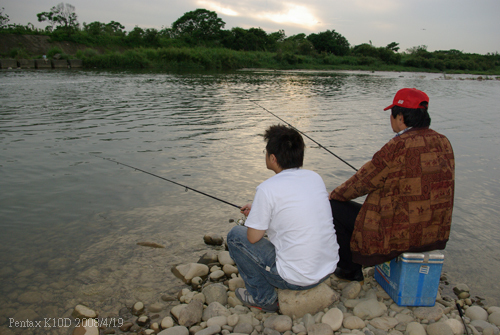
left=72, top=46, right=500, bottom=75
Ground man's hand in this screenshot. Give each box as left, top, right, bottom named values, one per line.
left=240, top=204, right=252, bottom=217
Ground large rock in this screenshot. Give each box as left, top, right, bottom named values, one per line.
left=489, top=312, right=500, bottom=327
left=445, top=318, right=465, bottom=335
left=202, top=283, right=228, bottom=305
left=369, top=317, right=399, bottom=331
left=278, top=283, right=340, bottom=318
left=172, top=263, right=209, bottom=283
left=343, top=315, right=365, bottom=329
left=426, top=322, right=455, bottom=335
left=321, top=308, right=343, bottom=331
left=353, top=299, right=387, bottom=320
left=204, top=233, right=224, bottom=246
left=307, top=323, right=334, bottom=335
left=178, top=299, right=203, bottom=327
left=466, top=306, right=488, bottom=321
left=406, top=322, right=427, bottom=335
left=413, top=306, right=444, bottom=321
left=342, top=281, right=362, bottom=299
left=218, top=251, right=235, bottom=266
left=195, top=325, right=222, bottom=335
left=202, top=302, right=231, bottom=321
left=72, top=305, right=98, bottom=319
left=158, top=326, right=189, bottom=335
left=263, top=315, right=293, bottom=332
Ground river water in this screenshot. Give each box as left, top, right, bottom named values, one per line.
left=0, top=69, right=499, bottom=332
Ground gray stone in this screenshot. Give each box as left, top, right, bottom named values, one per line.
left=342, top=281, right=362, bottom=299
left=178, top=299, right=203, bottom=327
left=353, top=299, right=387, bottom=320
left=203, top=283, right=228, bottom=305
left=307, top=323, right=334, bottom=335
left=343, top=315, right=366, bottom=329
left=171, top=304, right=188, bottom=320
left=51, top=60, right=68, bottom=68
left=172, top=263, right=209, bottom=284
left=426, top=322, right=454, bottom=335
left=292, top=324, right=307, bottom=333
left=72, top=304, right=98, bottom=319
left=395, top=313, right=414, bottom=324
left=227, top=314, right=239, bottom=327
left=489, top=312, right=500, bottom=327
left=466, top=306, right=488, bottom=321
left=413, top=306, right=444, bottom=321
left=453, top=284, right=470, bottom=296
left=406, top=322, right=426, bottom=335
left=198, top=251, right=220, bottom=264
left=278, top=283, right=340, bottom=318
left=218, top=251, right=235, bottom=266
left=445, top=318, right=465, bottom=335
left=195, top=325, right=222, bottom=335
left=223, top=264, right=239, bottom=276
left=149, top=302, right=164, bottom=313
left=158, top=326, right=189, bottom=335
left=210, top=270, right=226, bottom=280
left=228, top=277, right=245, bottom=291
left=207, top=316, right=228, bottom=327
left=303, top=313, right=315, bottom=330
left=68, top=59, right=82, bottom=68
left=470, top=320, right=498, bottom=333
left=264, top=328, right=282, bottom=335
left=161, top=316, right=175, bottom=329
left=264, top=315, right=293, bottom=332
left=202, top=302, right=231, bottom=321
left=488, top=307, right=500, bottom=314
left=369, top=317, right=399, bottom=331
left=234, top=323, right=254, bottom=334
left=321, top=308, right=343, bottom=331
left=204, top=233, right=224, bottom=246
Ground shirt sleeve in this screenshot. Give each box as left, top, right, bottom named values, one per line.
left=331, top=141, right=394, bottom=201
left=244, top=186, right=273, bottom=231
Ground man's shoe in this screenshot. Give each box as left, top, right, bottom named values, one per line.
left=333, top=267, right=364, bottom=283
left=235, top=288, right=279, bottom=313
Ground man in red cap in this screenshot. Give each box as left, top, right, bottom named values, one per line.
left=329, top=88, right=455, bottom=282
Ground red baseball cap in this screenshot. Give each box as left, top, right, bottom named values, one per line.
left=384, top=88, right=429, bottom=111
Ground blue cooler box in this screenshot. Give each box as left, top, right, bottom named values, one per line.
left=374, top=251, right=444, bottom=306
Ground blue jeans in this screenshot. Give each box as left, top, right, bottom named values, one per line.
left=227, top=225, right=323, bottom=306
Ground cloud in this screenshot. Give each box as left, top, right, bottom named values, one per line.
left=257, top=4, right=320, bottom=28
left=197, top=0, right=239, bottom=16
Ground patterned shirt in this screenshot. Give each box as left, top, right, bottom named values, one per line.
left=330, top=127, right=455, bottom=266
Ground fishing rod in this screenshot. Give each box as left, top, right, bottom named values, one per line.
left=92, top=155, right=241, bottom=209
left=249, top=100, right=358, bottom=172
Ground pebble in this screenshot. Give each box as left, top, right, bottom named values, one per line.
left=466, top=306, right=489, bottom=321
left=68, top=246, right=500, bottom=335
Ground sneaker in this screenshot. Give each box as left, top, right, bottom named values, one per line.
left=235, top=288, right=279, bottom=313
left=333, top=267, right=364, bottom=283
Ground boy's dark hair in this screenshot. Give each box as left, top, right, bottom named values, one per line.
left=391, top=101, right=431, bottom=128
left=264, top=125, right=304, bottom=169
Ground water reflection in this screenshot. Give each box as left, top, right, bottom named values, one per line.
left=0, top=70, right=499, bottom=332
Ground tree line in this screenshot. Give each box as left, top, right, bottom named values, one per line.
left=1, top=4, right=499, bottom=72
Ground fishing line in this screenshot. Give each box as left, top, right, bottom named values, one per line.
left=249, top=99, right=358, bottom=172
left=92, top=155, right=241, bottom=209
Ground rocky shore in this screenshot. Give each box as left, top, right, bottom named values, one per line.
left=56, top=232, right=500, bottom=335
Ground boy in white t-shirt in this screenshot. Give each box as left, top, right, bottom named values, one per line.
left=227, top=124, right=339, bottom=313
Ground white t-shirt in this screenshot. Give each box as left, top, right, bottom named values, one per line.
left=245, top=168, right=339, bottom=286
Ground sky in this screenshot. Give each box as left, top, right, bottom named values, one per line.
left=2, top=0, right=500, bottom=54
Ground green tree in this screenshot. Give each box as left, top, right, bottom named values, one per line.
left=386, top=42, right=400, bottom=52
left=0, top=7, right=10, bottom=28
left=307, top=30, right=349, bottom=56
left=171, top=8, right=225, bottom=43
left=37, top=3, right=78, bottom=33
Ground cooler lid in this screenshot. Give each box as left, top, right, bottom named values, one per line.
left=400, top=251, right=444, bottom=264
